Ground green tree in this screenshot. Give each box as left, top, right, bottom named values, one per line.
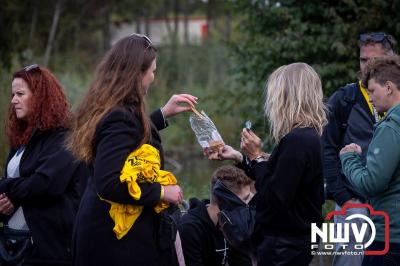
left=227, top=0, right=400, bottom=139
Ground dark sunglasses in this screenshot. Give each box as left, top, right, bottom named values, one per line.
left=130, top=33, right=153, bottom=50
left=23, top=64, right=39, bottom=72
left=359, top=32, right=392, bottom=47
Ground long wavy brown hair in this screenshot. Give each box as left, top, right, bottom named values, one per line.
left=66, top=35, right=157, bottom=163
left=6, top=66, right=70, bottom=148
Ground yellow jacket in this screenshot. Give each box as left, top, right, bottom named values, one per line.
left=107, top=144, right=177, bottom=239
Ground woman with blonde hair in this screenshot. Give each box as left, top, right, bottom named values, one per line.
left=210, top=63, right=327, bottom=265
left=67, top=34, right=197, bottom=266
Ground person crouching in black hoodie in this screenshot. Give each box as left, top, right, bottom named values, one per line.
left=178, top=165, right=255, bottom=266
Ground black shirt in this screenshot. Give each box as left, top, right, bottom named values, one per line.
left=250, top=127, right=324, bottom=238
left=178, top=198, right=252, bottom=266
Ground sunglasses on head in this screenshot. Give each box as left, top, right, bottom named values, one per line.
left=23, top=64, right=39, bottom=72
left=130, top=33, right=153, bottom=50
left=360, top=32, right=391, bottom=44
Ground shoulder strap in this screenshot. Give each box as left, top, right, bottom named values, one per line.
left=337, top=83, right=357, bottom=131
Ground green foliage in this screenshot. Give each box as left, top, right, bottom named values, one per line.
left=228, top=0, right=400, bottom=133
left=0, top=67, right=11, bottom=174
left=146, top=40, right=247, bottom=197
left=148, top=41, right=241, bottom=150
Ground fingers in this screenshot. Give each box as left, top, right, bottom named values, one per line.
left=175, top=93, right=198, bottom=102
left=219, top=145, right=242, bottom=163
left=347, top=143, right=357, bottom=151
left=207, top=151, right=220, bottom=160
left=205, top=145, right=238, bottom=161
left=173, top=94, right=198, bottom=107
left=354, top=144, right=362, bottom=154
left=240, top=141, right=246, bottom=153
left=241, top=131, right=254, bottom=148
left=0, top=194, right=9, bottom=205
left=242, top=128, right=251, bottom=139
left=249, top=130, right=261, bottom=140
left=220, top=145, right=232, bottom=153
left=163, top=94, right=198, bottom=118
left=174, top=185, right=184, bottom=205
left=0, top=194, right=14, bottom=215
left=340, top=143, right=359, bottom=155
left=203, top=147, right=210, bottom=157
left=0, top=201, right=11, bottom=212
left=176, top=106, right=192, bottom=113
left=242, top=128, right=261, bottom=143
left=2, top=203, right=14, bottom=215
left=163, top=185, right=184, bottom=205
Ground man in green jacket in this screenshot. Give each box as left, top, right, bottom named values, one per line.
left=340, top=56, right=400, bottom=265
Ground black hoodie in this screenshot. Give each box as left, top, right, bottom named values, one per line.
left=178, top=198, right=251, bottom=266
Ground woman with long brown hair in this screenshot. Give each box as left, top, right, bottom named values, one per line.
left=0, top=64, right=88, bottom=265
left=68, top=34, right=197, bottom=265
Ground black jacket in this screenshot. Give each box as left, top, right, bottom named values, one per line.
left=73, top=107, right=168, bottom=266
left=249, top=127, right=324, bottom=239
left=0, top=128, right=88, bottom=265
left=322, top=82, right=375, bottom=206
left=178, top=198, right=252, bottom=266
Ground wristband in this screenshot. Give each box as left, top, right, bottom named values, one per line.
left=251, top=154, right=269, bottom=167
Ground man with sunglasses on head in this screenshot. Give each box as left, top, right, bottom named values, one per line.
left=323, top=32, right=397, bottom=266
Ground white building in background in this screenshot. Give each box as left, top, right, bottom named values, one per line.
left=111, top=17, right=208, bottom=46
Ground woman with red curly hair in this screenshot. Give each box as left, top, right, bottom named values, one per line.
left=0, top=64, right=88, bottom=265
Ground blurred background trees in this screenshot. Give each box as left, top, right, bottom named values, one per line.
left=1, top=0, right=399, bottom=199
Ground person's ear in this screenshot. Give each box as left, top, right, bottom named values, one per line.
left=385, top=81, right=393, bottom=96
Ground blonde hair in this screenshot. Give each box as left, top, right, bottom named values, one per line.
left=265, top=62, right=327, bottom=142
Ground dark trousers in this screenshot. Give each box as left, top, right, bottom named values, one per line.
left=257, top=235, right=313, bottom=266
left=362, top=241, right=400, bottom=266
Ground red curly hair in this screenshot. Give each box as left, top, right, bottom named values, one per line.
left=6, top=66, right=70, bottom=148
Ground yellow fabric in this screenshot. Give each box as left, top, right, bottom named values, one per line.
left=160, top=185, right=165, bottom=199
left=107, top=144, right=177, bottom=239
left=359, top=81, right=375, bottom=116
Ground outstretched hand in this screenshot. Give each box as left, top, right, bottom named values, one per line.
left=204, top=145, right=243, bottom=163
left=162, top=94, right=198, bottom=118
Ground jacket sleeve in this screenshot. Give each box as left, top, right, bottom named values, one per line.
left=93, top=109, right=161, bottom=207
left=150, top=108, right=168, bottom=131
left=340, top=124, right=400, bottom=197
left=0, top=132, right=81, bottom=204
left=178, top=222, right=206, bottom=266
left=250, top=133, right=307, bottom=209
left=235, top=154, right=254, bottom=180
left=322, top=91, right=354, bottom=206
